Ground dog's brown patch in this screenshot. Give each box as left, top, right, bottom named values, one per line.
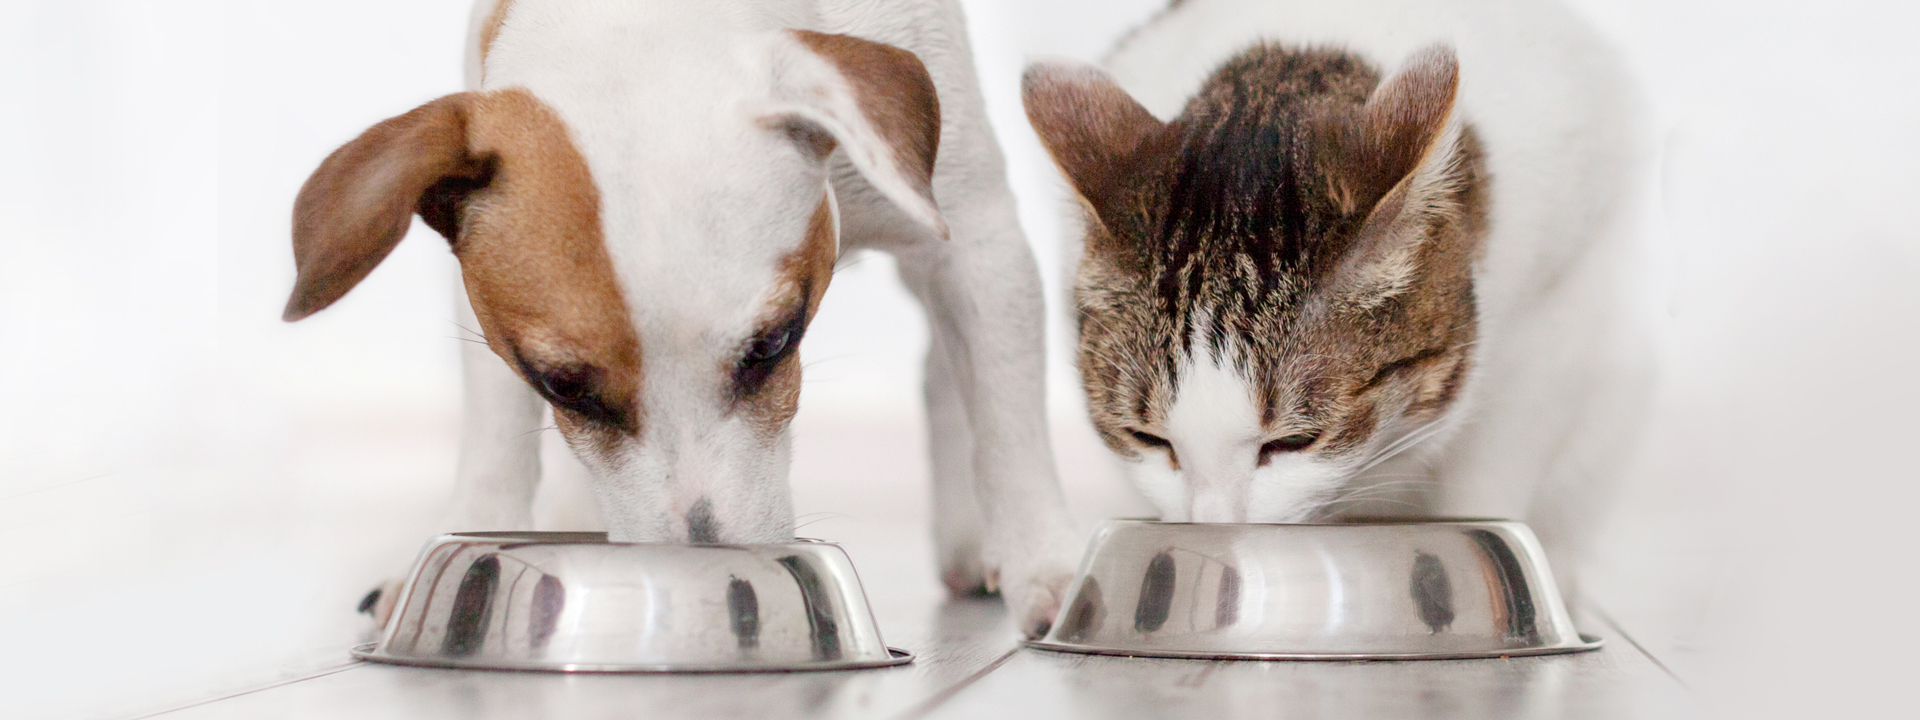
left=457, top=88, right=641, bottom=441
left=789, top=30, right=941, bottom=211
left=284, top=85, right=639, bottom=436
left=792, top=198, right=837, bottom=321
left=732, top=197, right=836, bottom=439
left=287, top=94, right=483, bottom=321
left=479, top=0, right=517, bottom=67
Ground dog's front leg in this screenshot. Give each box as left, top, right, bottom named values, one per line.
left=894, top=189, right=1080, bottom=638
left=922, top=326, right=987, bottom=594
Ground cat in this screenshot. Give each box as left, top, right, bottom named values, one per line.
left=1021, top=0, right=1650, bottom=584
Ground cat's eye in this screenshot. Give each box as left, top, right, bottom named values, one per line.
left=1128, top=429, right=1173, bottom=450
left=1259, top=432, right=1320, bottom=465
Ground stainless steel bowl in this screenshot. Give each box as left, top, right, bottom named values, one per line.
left=352, top=532, right=911, bottom=672
left=1030, top=520, right=1599, bottom=660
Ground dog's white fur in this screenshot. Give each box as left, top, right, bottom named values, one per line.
left=1093, top=0, right=1651, bottom=574
left=373, top=0, right=1080, bottom=633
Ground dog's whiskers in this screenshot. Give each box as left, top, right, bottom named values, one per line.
left=515, top=424, right=560, bottom=438
left=793, top=512, right=851, bottom=532
left=448, top=320, right=489, bottom=342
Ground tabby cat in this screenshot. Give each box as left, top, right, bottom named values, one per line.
left=1022, top=0, right=1649, bottom=576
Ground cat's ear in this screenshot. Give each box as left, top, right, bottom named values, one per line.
left=1023, top=61, right=1167, bottom=236
left=1319, top=45, right=1465, bottom=310
left=1320, top=45, right=1459, bottom=215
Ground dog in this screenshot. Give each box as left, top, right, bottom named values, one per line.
left=285, top=0, right=1080, bottom=637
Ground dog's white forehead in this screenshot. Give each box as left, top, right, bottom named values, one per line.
left=485, top=4, right=825, bottom=358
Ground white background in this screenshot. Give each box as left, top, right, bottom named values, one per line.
left=2, top=0, right=1917, bottom=717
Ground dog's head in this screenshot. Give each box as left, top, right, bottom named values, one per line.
left=284, top=26, right=942, bottom=543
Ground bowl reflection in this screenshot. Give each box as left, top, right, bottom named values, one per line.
left=354, top=532, right=910, bottom=672
left=1031, top=520, right=1599, bottom=660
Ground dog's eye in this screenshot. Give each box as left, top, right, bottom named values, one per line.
left=1258, top=432, right=1321, bottom=465
left=743, top=323, right=797, bottom=368
left=733, top=305, right=808, bottom=399
left=534, top=366, right=591, bottom=401
left=516, top=358, right=629, bottom=430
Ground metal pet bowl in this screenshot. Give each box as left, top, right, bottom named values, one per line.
left=352, top=532, right=911, bottom=672
left=1030, top=520, right=1600, bottom=661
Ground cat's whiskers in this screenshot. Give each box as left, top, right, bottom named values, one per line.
left=1353, top=417, right=1451, bottom=475
left=1304, top=477, right=1446, bottom=518
left=1327, top=477, right=1443, bottom=500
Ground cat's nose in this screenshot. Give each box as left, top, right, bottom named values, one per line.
left=1189, top=491, right=1245, bottom=523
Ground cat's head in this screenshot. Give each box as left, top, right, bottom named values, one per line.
left=1024, top=45, right=1485, bottom=522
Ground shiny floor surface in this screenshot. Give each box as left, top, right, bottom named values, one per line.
left=154, top=620, right=1695, bottom=720
left=149, top=610, right=1693, bottom=720
left=149, top=614, right=1689, bottom=720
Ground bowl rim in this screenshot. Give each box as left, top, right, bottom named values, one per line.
left=427, top=531, right=844, bottom=549
left=1101, top=517, right=1518, bottom=527
left=1023, top=634, right=1602, bottom=662
left=351, top=643, right=915, bottom=674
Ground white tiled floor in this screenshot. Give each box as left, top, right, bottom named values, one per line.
left=150, top=606, right=1695, bottom=720
left=67, top=414, right=1701, bottom=720
left=135, top=531, right=1698, bottom=720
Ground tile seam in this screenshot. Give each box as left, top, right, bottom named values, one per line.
left=1591, top=603, right=1694, bottom=693
left=126, top=658, right=367, bottom=719
left=890, top=646, right=1023, bottom=720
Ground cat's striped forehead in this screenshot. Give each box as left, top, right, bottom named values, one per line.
left=1065, top=43, right=1487, bottom=465
left=1145, top=46, right=1382, bottom=351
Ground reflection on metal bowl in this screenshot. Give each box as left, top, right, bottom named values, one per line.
left=1030, top=520, right=1600, bottom=660
left=352, top=532, right=911, bottom=673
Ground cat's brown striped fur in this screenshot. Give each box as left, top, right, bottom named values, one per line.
left=1028, top=43, right=1487, bottom=518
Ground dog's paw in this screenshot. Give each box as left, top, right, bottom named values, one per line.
left=357, top=579, right=405, bottom=629
left=982, top=529, right=1081, bottom=639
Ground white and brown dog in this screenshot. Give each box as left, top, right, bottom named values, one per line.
left=285, top=0, right=1079, bottom=636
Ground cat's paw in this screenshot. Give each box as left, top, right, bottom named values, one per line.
left=939, top=541, right=994, bottom=597
left=357, top=579, right=405, bottom=629
left=982, top=528, right=1081, bottom=638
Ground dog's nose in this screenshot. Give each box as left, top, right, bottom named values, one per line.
left=686, top=498, right=721, bottom=544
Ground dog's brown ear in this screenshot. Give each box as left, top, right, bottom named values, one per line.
left=1021, top=61, right=1166, bottom=233
left=285, top=93, right=490, bottom=321
left=771, top=30, right=945, bottom=239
